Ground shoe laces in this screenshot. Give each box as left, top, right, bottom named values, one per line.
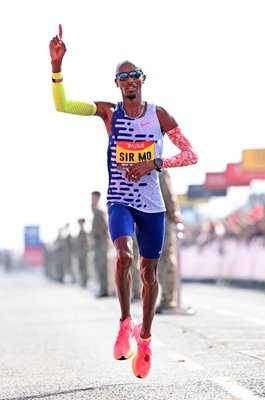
left=116, top=319, right=132, bottom=343
left=135, top=324, right=152, bottom=360
left=140, top=339, right=152, bottom=361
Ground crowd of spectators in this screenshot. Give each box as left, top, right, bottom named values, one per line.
left=182, top=201, right=265, bottom=249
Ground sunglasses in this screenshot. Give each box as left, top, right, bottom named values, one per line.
left=115, top=70, right=143, bottom=82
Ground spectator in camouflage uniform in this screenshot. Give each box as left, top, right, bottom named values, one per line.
left=91, top=191, right=110, bottom=297
left=131, top=233, right=142, bottom=301
left=54, top=228, right=65, bottom=283
left=62, top=223, right=75, bottom=283
left=76, top=218, right=90, bottom=288
left=156, top=169, right=181, bottom=313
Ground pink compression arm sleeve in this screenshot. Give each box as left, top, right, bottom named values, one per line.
left=162, top=126, right=198, bottom=168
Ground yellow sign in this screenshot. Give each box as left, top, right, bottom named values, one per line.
left=177, top=194, right=208, bottom=207
left=242, top=149, right=265, bottom=171
left=116, top=141, right=155, bottom=165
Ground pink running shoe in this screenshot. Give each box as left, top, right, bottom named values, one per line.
left=113, top=316, right=136, bottom=360
left=132, top=324, right=152, bottom=379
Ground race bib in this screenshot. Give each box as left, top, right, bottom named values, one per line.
left=116, top=141, right=155, bottom=166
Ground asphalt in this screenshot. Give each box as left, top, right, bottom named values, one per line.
left=0, top=269, right=264, bottom=400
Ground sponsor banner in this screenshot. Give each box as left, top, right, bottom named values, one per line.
left=187, top=184, right=208, bottom=199
left=226, top=162, right=265, bottom=186
left=187, top=184, right=227, bottom=199
left=177, top=194, right=208, bottom=207
left=207, top=188, right=227, bottom=197
left=24, top=247, right=44, bottom=268
left=24, top=225, right=42, bottom=248
left=242, top=148, right=265, bottom=171
left=204, top=172, right=227, bottom=190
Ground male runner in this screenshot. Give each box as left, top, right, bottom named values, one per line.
left=49, top=24, right=198, bottom=379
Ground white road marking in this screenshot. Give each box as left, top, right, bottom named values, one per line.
left=196, top=302, right=212, bottom=310
left=215, top=308, right=237, bottom=317
left=151, top=336, right=204, bottom=370
left=212, top=376, right=263, bottom=399
left=197, top=305, right=265, bottom=327
left=245, top=316, right=265, bottom=326
left=175, top=353, right=204, bottom=371
left=220, top=337, right=265, bottom=343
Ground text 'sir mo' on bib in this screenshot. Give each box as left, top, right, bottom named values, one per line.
left=116, top=141, right=155, bottom=166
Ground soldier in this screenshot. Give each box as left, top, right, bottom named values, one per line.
left=91, top=191, right=110, bottom=297
left=62, top=223, right=75, bottom=283
left=54, top=228, right=64, bottom=283
left=3, top=250, right=12, bottom=273
left=76, top=218, right=90, bottom=288
left=131, top=233, right=142, bottom=302
left=156, top=169, right=181, bottom=313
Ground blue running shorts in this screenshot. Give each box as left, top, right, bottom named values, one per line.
left=108, top=204, right=165, bottom=259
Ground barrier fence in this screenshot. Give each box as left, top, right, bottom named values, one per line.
left=180, top=237, right=265, bottom=283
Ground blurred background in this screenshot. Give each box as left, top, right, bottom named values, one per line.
left=0, top=0, right=264, bottom=289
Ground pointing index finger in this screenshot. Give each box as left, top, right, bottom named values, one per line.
left=59, top=24, right=63, bottom=40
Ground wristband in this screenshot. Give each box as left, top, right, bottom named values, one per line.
left=52, top=71, right=63, bottom=79
left=52, top=77, right=63, bottom=83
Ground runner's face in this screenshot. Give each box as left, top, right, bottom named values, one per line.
left=115, top=63, right=145, bottom=100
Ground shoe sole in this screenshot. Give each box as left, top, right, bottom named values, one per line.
left=113, top=320, right=137, bottom=361
left=114, top=348, right=134, bottom=360
left=132, top=355, right=150, bottom=379
left=131, top=324, right=151, bottom=379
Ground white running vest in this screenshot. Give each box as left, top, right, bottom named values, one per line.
left=107, top=102, right=166, bottom=213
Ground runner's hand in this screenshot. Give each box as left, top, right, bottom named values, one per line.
left=125, top=161, right=156, bottom=182
left=49, top=24, right=66, bottom=64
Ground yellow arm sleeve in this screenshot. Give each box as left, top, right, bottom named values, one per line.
left=52, top=72, right=97, bottom=116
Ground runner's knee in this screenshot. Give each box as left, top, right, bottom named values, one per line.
left=140, top=264, right=158, bottom=286
left=116, top=248, right=133, bottom=271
